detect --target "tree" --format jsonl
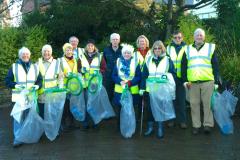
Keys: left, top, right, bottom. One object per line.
{"left": 164, "top": 0, "right": 217, "bottom": 39}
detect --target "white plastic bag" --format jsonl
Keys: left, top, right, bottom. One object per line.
{"left": 10, "top": 89, "right": 32, "bottom": 123}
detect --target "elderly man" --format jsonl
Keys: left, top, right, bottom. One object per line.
{"left": 69, "top": 36, "right": 84, "bottom": 60}
{"left": 103, "top": 33, "right": 122, "bottom": 101}
{"left": 166, "top": 31, "right": 187, "bottom": 129}
{"left": 181, "top": 28, "right": 219, "bottom": 135}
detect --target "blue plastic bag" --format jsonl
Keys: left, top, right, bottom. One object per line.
{"left": 87, "top": 86, "right": 115, "bottom": 124}
{"left": 70, "top": 92, "right": 86, "bottom": 122}
{"left": 15, "top": 106, "right": 44, "bottom": 143}
{"left": 44, "top": 91, "right": 66, "bottom": 141}
{"left": 212, "top": 90, "right": 238, "bottom": 134}
{"left": 148, "top": 74, "right": 176, "bottom": 122}
{"left": 120, "top": 88, "right": 136, "bottom": 138}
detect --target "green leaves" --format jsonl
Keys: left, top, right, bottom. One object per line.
{"left": 0, "top": 26, "right": 47, "bottom": 81}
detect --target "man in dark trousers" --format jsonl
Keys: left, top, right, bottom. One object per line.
{"left": 103, "top": 33, "right": 122, "bottom": 102}
{"left": 166, "top": 31, "right": 188, "bottom": 129}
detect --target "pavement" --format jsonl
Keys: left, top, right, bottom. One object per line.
{"left": 0, "top": 104, "right": 240, "bottom": 160}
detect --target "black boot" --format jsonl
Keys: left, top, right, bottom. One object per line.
{"left": 144, "top": 121, "right": 154, "bottom": 136}
{"left": 157, "top": 122, "right": 164, "bottom": 139}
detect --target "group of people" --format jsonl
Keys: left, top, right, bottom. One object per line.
{"left": 5, "top": 27, "right": 219, "bottom": 148}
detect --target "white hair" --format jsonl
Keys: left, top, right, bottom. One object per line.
{"left": 18, "top": 47, "right": 31, "bottom": 59}
{"left": 194, "top": 28, "right": 205, "bottom": 38}
{"left": 110, "top": 33, "right": 120, "bottom": 42}
{"left": 69, "top": 36, "right": 79, "bottom": 43}
{"left": 121, "top": 43, "right": 134, "bottom": 55}
{"left": 41, "top": 44, "right": 52, "bottom": 56}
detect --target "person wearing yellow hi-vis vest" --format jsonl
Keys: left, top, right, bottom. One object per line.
{"left": 181, "top": 28, "right": 219, "bottom": 135}
{"left": 139, "top": 40, "right": 176, "bottom": 139}
{"left": 112, "top": 43, "right": 141, "bottom": 131}
{"left": 36, "top": 44, "right": 62, "bottom": 119}
{"left": 166, "top": 31, "right": 188, "bottom": 129}
{"left": 59, "top": 43, "right": 78, "bottom": 132}
{"left": 77, "top": 39, "right": 106, "bottom": 129}
{"left": 5, "top": 47, "right": 43, "bottom": 147}
{"left": 69, "top": 36, "right": 85, "bottom": 60}
{"left": 134, "top": 35, "right": 151, "bottom": 123}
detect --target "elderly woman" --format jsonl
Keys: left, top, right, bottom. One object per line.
{"left": 37, "top": 44, "right": 62, "bottom": 119}
{"left": 77, "top": 39, "right": 107, "bottom": 128}
{"left": 112, "top": 43, "right": 141, "bottom": 134}
{"left": 5, "top": 47, "right": 42, "bottom": 147}
{"left": 140, "top": 40, "right": 176, "bottom": 139}
{"left": 181, "top": 28, "right": 219, "bottom": 135}
{"left": 59, "top": 43, "right": 78, "bottom": 132}
{"left": 135, "top": 35, "right": 150, "bottom": 68}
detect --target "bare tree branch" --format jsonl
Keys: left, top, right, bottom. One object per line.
{"left": 179, "top": 0, "right": 216, "bottom": 12}
{"left": 0, "top": 0, "right": 15, "bottom": 15}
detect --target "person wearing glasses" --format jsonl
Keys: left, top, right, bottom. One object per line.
{"left": 181, "top": 28, "right": 219, "bottom": 135}
{"left": 166, "top": 31, "right": 188, "bottom": 129}
{"left": 139, "top": 40, "right": 176, "bottom": 139}
{"left": 69, "top": 36, "right": 84, "bottom": 60}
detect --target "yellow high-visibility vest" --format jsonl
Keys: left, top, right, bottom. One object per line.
{"left": 167, "top": 45, "right": 186, "bottom": 78}
{"left": 38, "top": 58, "right": 60, "bottom": 94}
{"left": 59, "top": 57, "right": 78, "bottom": 86}
{"left": 185, "top": 43, "right": 215, "bottom": 82}
{"left": 79, "top": 52, "right": 102, "bottom": 88}
{"left": 12, "top": 63, "right": 39, "bottom": 102}
{"left": 114, "top": 58, "right": 139, "bottom": 94}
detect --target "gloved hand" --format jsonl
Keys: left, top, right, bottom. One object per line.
{"left": 139, "top": 89, "right": 145, "bottom": 96}
{"left": 31, "top": 85, "right": 39, "bottom": 90}
{"left": 214, "top": 84, "right": 219, "bottom": 91}
{"left": 15, "top": 84, "right": 25, "bottom": 90}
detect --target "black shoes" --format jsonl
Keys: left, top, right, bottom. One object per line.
{"left": 192, "top": 127, "right": 200, "bottom": 135}
{"left": 203, "top": 126, "right": 211, "bottom": 134}
{"left": 180, "top": 123, "right": 188, "bottom": 129}
{"left": 192, "top": 126, "right": 212, "bottom": 135}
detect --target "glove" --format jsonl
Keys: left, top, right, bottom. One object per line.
{"left": 139, "top": 89, "right": 145, "bottom": 96}
{"left": 31, "top": 85, "right": 39, "bottom": 90}
{"left": 214, "top": 84, "right": 219, "bottom": 91}
{"left": 15, "top": 84, "right": 25, "bottom": 90}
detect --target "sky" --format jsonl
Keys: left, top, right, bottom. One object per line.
{"left": 8, "top": 0, "right": 22, "bottom": 26}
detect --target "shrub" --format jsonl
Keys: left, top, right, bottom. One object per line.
{"left": 0, "top": 25, "right": 47, "bottom": 82}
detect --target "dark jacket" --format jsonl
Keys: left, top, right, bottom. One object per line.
{"left": 112, "top": 57, "right": 141, "bottom": 106}
{"left": 5, "top": 59, "right": 43, "bottom": 89}
{"left": 140, "top": 55, "right": 176, "bottom": 90}
{"left": 181, "top": 42, "right": 219, "bottom": 83}
{"left": 103, "top": 45, "right": 122, "bottom": 78}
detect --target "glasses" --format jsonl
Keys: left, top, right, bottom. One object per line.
{"left": 154, "top": 47, "right": 162, "bottom": 50}
{"left": 174, "top": 36, "right": 182, "bottom": 39}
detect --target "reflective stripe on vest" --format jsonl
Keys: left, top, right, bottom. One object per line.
{"left": 38, "top": 58, "right": 60, "bottom": 94}
{"left": 79, "top": 53, "right": 102, "bottom": 88}
{"left": 114, "top": 58, "right": 139, "bottom": 94}
{"left": 60, "top": 57, "right": 78, "bottom": 86}
{"left": 145, "top": 55, "right": 169, "bottom": 92}
{"left": 167, "top": 45, "right": 186, "bottom": 78}
{"left": 186, "top": 43, "right": 215, "bottom": 81}
{"left": 12, "top": 63, "right": 39, "bottom": 102}
{"left": 133, "top": 51, "right": 144, "bottom": 69}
